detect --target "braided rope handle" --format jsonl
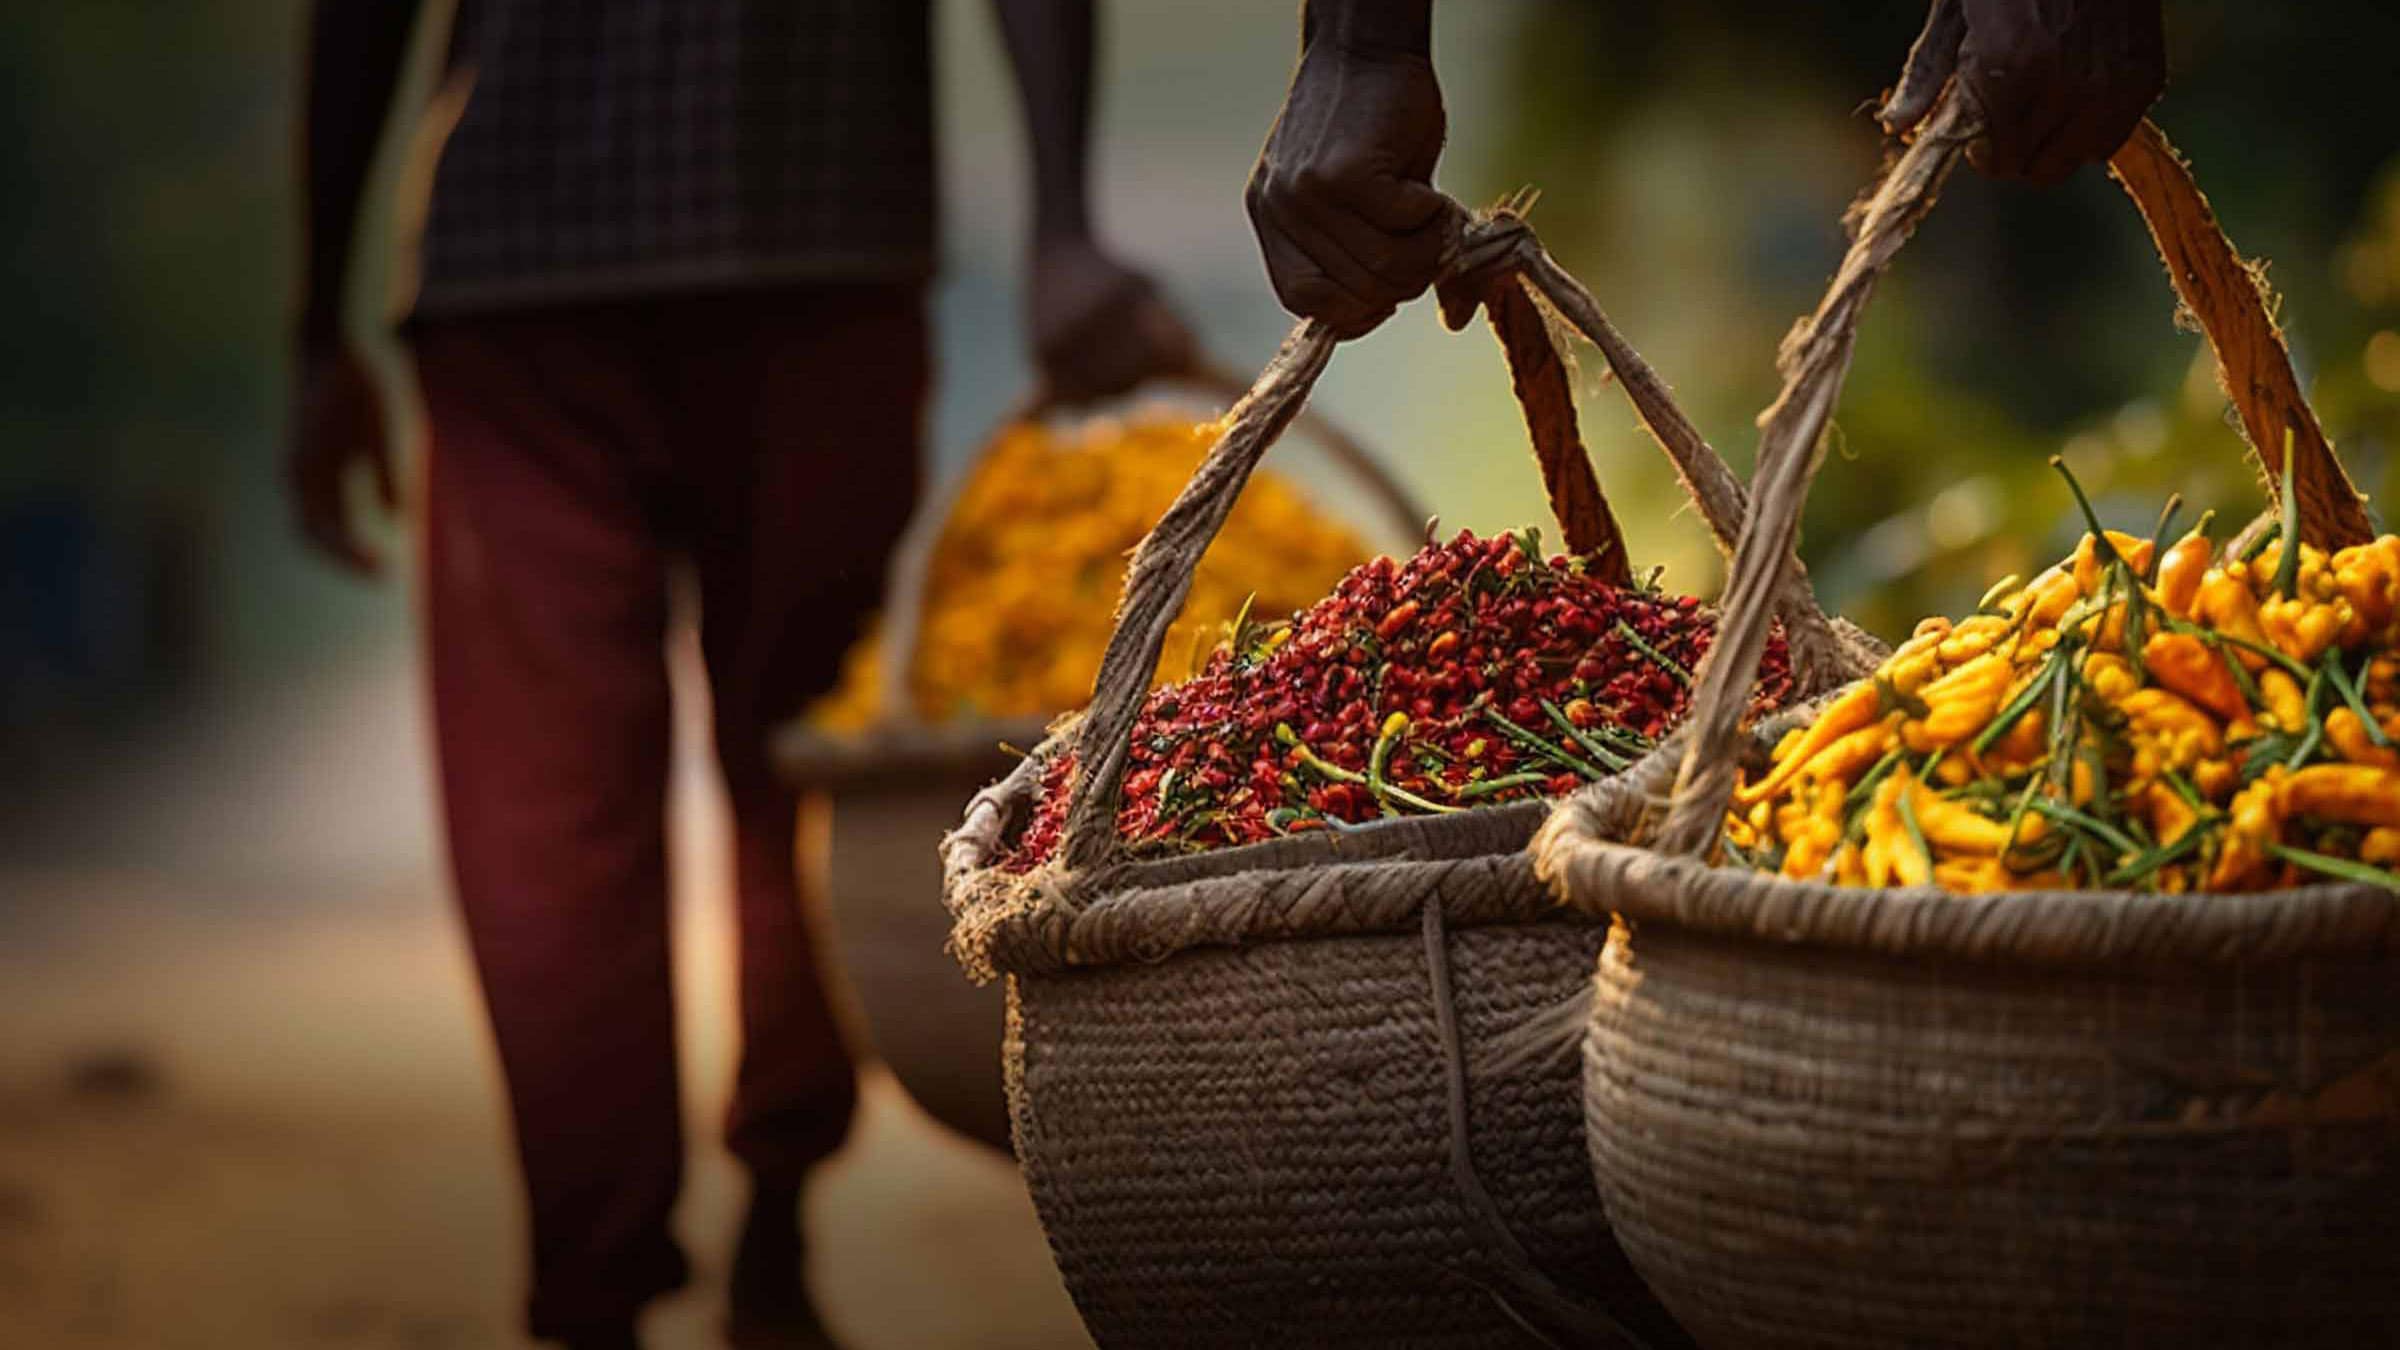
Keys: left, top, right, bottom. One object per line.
{"left": 1057, "top": 206, "right": 1862, "bottom": 873}
{"left": 871, "top": 374, "right": 1432, "bottom": 725}
{"left": 1655, "top": 93, "right": 2370, "bottom": 858}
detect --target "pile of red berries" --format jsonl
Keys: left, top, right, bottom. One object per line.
{"left": 1003, "top": 530, "right": 1794, "bottom": 869}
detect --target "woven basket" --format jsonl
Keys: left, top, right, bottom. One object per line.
{"left": 945, "top": 204, "right": 1874, "bottom": 1348}
{"left": 1536, "top": 90, "right": 2400, "bottom": 1349}
{"left": 777, "top": 379, "right": 1425, "bottom": 1153}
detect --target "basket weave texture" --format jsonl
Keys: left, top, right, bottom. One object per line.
{"left": 1545, "top": 749, "right": 2400, "bottom": 1349}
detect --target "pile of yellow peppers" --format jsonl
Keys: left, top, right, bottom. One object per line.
{"left": 1728, "top": 465, "right": 2400, "bottom": 894}
{"left": 810, "top": 412, "right": 1368, "bottom": 730}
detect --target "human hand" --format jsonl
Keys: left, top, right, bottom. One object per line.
{"left": 286, "top": 340, "right": 398, "bottom": 575}
{"left": 1245, "top": 31, "right": 1449, "bottom": 338}
{"left": 1882, "top": 0, "right": 2165, "bottom": 184}
{"left": 1028, "top": 236, "right": 1198, "bottom": 406}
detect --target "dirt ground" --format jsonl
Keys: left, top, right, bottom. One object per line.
{"left": 0, "top": 649, "right": 1087, "bottom": 1349}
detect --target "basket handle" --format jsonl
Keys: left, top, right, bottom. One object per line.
{"left": 870, "top": 370, "right": 1432, "bottom": 726}
{"left": 1653, "top": 92, "right": 2371, "bottom": 860}
{"left": 2110, "top": 123, "right": 2374, "bottom": 550}
{"left": 1056, "top": 205, "right": 1859, "bottom": 873}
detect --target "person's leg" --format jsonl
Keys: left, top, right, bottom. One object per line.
{"left": 414, "top": 310, "right": 687, "bottom": 1346}
{"left": 669, "top": 283, "right": 929, "bottom": 1334}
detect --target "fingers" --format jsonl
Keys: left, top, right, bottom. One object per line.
{"left": 1035, "top": 273, "right": 1200, "bottom": 406}
{"left": 1246, "top": 174, "right": 1450, "bottom": 339}
{"left": 1881, "top": 0, "right": 1966, "bottom": 135}
{"left": 1247, "top": 181, "right": 1395, "bottom": 339}
{"left": 1290, "top": 185, "right": 1451, "bottom": 304}
{"left": 286, "top": 352, "right": 390, "bottom": 576}
{"left": 1957, "top": 0, "right": 2165, "bottom": 182}
{"left": 290, "top": 446, "right": 381, "bottom": 575}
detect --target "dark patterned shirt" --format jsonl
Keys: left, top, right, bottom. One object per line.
{"left": 413, "top": 0, "right": 934, "bottom": 316}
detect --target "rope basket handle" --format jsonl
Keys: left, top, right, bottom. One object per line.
{"left": 1653, "top": 90, "right": 2373, "bottom": 859}
{"left": 1056, "top": 204, "right": 1862, "bottom": 873}
{"left": 870, "top": 370, "right": 1433, "bottom": 726}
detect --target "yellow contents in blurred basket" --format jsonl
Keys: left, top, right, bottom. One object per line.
{"left": 810, "top": 412, "right": 1370, "bottom": 729}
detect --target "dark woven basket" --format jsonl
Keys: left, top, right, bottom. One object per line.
{"left": 945, "top": 204, "right": 1873, "bottom": 1348}
{"left": 1544, "top": 746, "right": 2400, "bottom": 1349}
{"left": 777, "top": 381, "right": 1424, "bottom": 1153}
{"left": 1538, "top": 90, "right": 2400, "bottom": 1349}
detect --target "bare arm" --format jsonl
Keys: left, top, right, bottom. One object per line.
{"left": 288, "top": 0, "right": 422, "bottom": 575}
{"left": 990, "top": 0, "right": 1195, "bottom": 404}
{"left": 295, "top": 0, "right": 424, "bottom": 346}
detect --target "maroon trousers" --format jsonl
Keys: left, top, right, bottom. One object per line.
{"left": 412, "top": 284, "right": 925, "bottom": 1339}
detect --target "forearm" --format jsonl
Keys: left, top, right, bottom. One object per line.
{"left": 1301, "top": 0, "right": 1433, "bottom": 59}
{"left": 296, "top": 0, "right": 423, "bottom": 346}
{"left": 990, "top": 0, "right": 1097, "bottom": 245}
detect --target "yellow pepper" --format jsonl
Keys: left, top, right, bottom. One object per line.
{"left": 1735, "top": 682, "right": 1888, "bottom": 806}
{"left": 2118, "top": 688, "right": 2225, "bottom": 769}
{"left": 2259, "top": 594, "right": 2352, "bottom": 666}
{"left": 2325, "top": 708, "right": 2400, "bottom": 771}
{"left": 2195, "top": 569, "right": 2274, "bottom": 671}
{"left": 2154, "top": 526, "right": 2214, "bottom": 619}
{"left": 2143, "top": 782, "right": 2201, "bottom": 846}
{"left": 2279, "top": 764, "right": 2400, "bottom": 829}
{"left": 1901, "top": 652, "right": 2013, "bottom": 753}
{"left": 2208, "top": 772, "right": 2285, "bottom": 891}
{"left": 2141, "top": 632, "right": 2247, "bottom": 723}
{"left": 2071, "top": 530, "right": 2155, "bottom": 594}
{"left": 1934, "top": 613, "right": 2011, "bottom": 667}
{"left": 1904, "top": 775, "right": 2013, "bottom": 854}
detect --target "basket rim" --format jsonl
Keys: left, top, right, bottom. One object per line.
{"left": 1535, "top": 736, "right": 2400, "bottom": 968}
{"left": 938, "top": 656, "right": 1877, "bottom": 982}
{"left": 942, "top": 752, "right": 1579, "bottom": 980}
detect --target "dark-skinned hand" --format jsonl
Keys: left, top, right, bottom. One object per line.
{"left": 287, "top": 339, "right": 398, "bottom": 575}
{"left": 1246, "top": 34, "right": 1449, "bottom": 339}
{"left": 1029, "top": 235, "right": 1199, "bottom": 407}
{"left": 1883, "top": 0, "right": 2165, "bottom": 184}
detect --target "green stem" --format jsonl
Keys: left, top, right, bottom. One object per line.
{"left": 1971, "top": 654, "right": 2060, "bottom": 756}
{"left": 2104, "top": 827, "right": 2207, "bottom": 888}
{"left": 1276, "top": 723, "right": 1367, "bottom": 785}
{"left": 2025, "top": 795, "right": 2144, "bottom": 862}
{"left": 1453, "top": 771, "right": 1554, "bottom": 800}
{"left": 2325, "top": 650, "right": 2393, "bottom": 749}
{"left": 1540, "top": 699, "right": 1634, "bottom": 772}
{"left": 2051, "top": 455, "right": 2120, "bottom": 567}
{"left": 2265, "top": 843, "right": 2400, "bottom": 892}
{"left": 1614, "top": 620, "right": 1693, "bottom": 686}
{"left": 1483, "top": 707, "right": 1608, "bottom": 780}
{"left": 1895, "top": 780, "right": 1936, "bottom": 882}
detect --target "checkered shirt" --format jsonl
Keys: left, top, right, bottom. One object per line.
{"left": 413, "top": 0, "right": 935, "bottom": 316}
